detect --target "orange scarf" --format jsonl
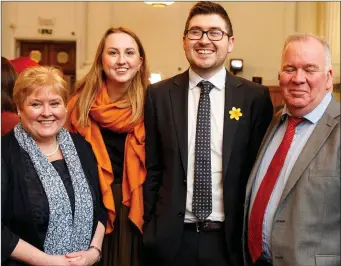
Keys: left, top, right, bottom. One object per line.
{"left": 67, "top": 86, "right": 145, "bottom": 234}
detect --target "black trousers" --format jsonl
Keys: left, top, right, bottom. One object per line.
{"left": 168, "top": 227, "right": 230, "bottom": 266}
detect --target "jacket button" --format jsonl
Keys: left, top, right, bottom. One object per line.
{"left": 184, "top": 180, "right": 187, "bottom": 184}
{"left": 178, "top": 212, "right": 184, "bottom": 217}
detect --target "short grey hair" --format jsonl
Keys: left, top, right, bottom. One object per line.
{"left": 281, "top": 33, "right": 332, "bottom": 72}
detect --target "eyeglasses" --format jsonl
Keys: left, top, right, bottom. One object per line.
{"left": 186, "top": 29, "right": 230, "bottom": 41}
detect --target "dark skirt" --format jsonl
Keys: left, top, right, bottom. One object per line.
{"left": 97, "top": 183, "right": 142, "bottom": 266}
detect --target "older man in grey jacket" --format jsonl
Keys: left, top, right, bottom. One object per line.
{"left": 243, "top": 33, "right": 340, "bottom": 266}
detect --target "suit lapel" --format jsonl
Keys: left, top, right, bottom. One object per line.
{"left": 170, "top": 71, "right": 189, "bottom": 176}
{"left": 222, "top": 71, "right": 244, "bottom": 178}
{"left": 279, "top": 98, "right": 340, "bottom": 205}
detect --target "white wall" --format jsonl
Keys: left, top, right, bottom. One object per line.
{"left": 220, "top": 2, "right": 296, "bottom": 85}
{"left": 2, "top": 2, "right": 339, "bottom": 85}
{"left": 1, "top": 2, "right": 85, "bottom": 72}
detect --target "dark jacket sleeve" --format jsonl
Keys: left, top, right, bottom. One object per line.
{"left": 143, "top": 85, "right": 164, "bottom": 226}
{"left": 87, "top": 148, "right": 108, "bottom": 227}
{"left": 71, "top": 133, "right": 108, "bottom": 227}
{"left": 249, "top": 86, "right": 273, "bottom": 165}
{"left": 1, "top": 158, "right": 20, "bottom": 262}
{"left": 87, "top": 149, "right": 108, "bottom": 228}
{"left": 228, "top": 82, "right": 273, "bottom": 266}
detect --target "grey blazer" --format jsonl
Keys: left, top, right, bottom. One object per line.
{"left": 242, "top": 98, "right": 340, "bottom": 266}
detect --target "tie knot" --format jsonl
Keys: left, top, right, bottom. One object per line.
{"left": 197, "top": 80, "right": 214, "bottom": 95}
{"left": 287, "top": 116, "right": 304, "bottom": 128}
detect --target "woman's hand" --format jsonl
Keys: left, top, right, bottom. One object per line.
{"left": 65, "top": 249, "right": 99, "bottom": 266}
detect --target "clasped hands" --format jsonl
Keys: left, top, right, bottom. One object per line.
{"left": 44, "top": 248, "right": 100, "bottom": 266}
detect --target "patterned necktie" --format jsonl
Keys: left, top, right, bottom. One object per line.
{"left": 192, "top": 80, "right": 214, "bottom": 221}
{"left": 248, "top": 116, "right": 304, "bottom": 262}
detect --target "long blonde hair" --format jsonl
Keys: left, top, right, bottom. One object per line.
{"left": 72, "top": 27, "right": 150, "bottom": 127}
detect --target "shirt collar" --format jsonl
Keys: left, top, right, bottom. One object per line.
{"left": 189, "top": 67, "right": 226, "bottom": 91}
{"left": 281, "top": 92, "right": 332, "bottom": 124}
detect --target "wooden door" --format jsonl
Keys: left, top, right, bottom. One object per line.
{"left": 20, "top": 42, "right": 49, "bottom": 66}
{"left": 48, "top": 42, "right": 76, "bottom": 75}
{"left": 20, "top": 41, "right": 76, "bottom": 93}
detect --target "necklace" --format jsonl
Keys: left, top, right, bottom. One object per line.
{"left": 44, "top": 142, "right": 59, "bottom": 157}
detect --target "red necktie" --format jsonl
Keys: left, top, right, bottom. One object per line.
{"left": 248, "top": 116, "right": 304, "bottom": 262}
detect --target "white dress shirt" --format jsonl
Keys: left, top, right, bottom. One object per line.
{"left": 185, "top": 67, "right": 226, "bottom": 223}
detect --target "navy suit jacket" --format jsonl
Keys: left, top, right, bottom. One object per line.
{"left": 143, "top": 70, "right": 273, "bottom": 266}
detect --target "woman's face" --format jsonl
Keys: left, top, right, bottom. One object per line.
{"left": 101, "top": 32, "right": 143, "bottom": 89}
{"left": 19, "top": 86, "right": 67, "bottom": 143}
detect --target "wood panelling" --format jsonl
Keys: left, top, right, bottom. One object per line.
{"left": 268, "top": 86, "right": 284, "bottom": 112}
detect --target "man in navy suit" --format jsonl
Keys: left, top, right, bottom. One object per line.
{"left": 143, "top": 2, "right": 273, "bottom": 266}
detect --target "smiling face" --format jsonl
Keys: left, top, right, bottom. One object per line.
{"left": 19, "top": 86, "right": 67, "bottom": 144}
{"left": 101, "top": 32, "right": 143, "bottom": 90}
{"left": 183, "top": 14, "right": 234, "bottom": 79}
{"left": 280, "top": 37, "right": 333, "bottom": 116}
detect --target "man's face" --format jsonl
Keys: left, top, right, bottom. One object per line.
{"left": 279, "top": 37, "right": 333, "bottom": 116}
{"left": 183, "top": 14, "right": 234, "bottom": 79}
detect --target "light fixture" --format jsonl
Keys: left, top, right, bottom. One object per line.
{"left": 149, "top": 73, "right": 162, "bottom": 84}
{"left": 144, "top": 2, "right": 174, "bottom": 7}
{"left": 230, "top": 59, "right": 243, "bottom": 75}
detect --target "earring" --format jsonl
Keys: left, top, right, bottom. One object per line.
{"left": 17, "top": 111, "right": 20, "bottom": 116}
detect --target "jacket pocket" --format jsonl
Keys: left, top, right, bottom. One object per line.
{"left": 315, "top": 255, "right": 340, "bottom": 266}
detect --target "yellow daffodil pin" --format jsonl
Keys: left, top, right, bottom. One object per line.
{"left": 229, "top": 107, "right": 243, "bottom": 120}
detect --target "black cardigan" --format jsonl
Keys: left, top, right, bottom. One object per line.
{"left": 1, "top": 131, "right": 108, "bottom": 265}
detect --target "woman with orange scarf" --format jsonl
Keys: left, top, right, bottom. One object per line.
{"left": 67, "top": 27, "right": 150, "bottom": 266}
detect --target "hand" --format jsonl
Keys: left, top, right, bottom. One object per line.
{"left": 65, "top": 249, "right": 99, "bottom": 266}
